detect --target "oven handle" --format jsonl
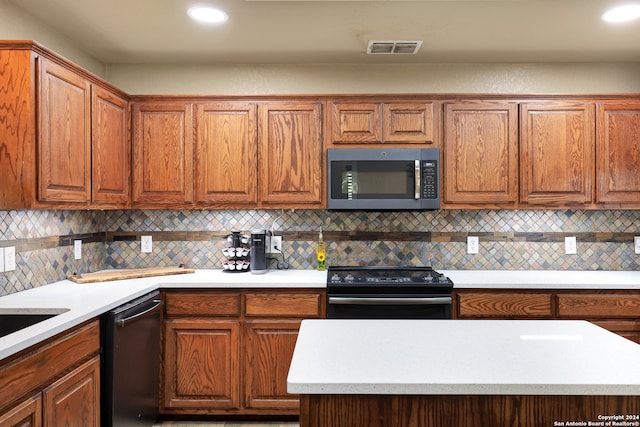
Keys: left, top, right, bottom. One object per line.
{"left": 328, "top": 296, "right": 452, "bottom": 306}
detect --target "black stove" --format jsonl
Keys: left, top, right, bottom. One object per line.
{"left": 326, "top": 266, "right": 454, "bottom": 319}
{"left": 327, "top": 266, "right": 453, "bottom": 293}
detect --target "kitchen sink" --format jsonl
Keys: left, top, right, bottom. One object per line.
{"left": 0, "top": 309, "right": 69, "bottom": 338}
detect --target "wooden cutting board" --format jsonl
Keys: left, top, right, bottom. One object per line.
{"left": 68, "top": 266, "right": 195, "bottom": 283}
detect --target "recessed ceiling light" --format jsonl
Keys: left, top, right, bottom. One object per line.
{"left": 188, "top": 6, "right": 228, "bottom": 24}
{"left": 601, "top": 4, "right": 640, "bottom": 23}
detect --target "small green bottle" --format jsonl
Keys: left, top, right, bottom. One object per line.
{"left": 317, "top": 227, "right": 326, "bottom": 271}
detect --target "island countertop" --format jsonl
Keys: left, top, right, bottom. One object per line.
{"left": 287, "top": 319, "right": 640, "bottom": 396}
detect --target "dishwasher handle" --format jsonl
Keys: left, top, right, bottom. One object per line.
{"left": 116, "top": 299, "right": 163, "bottom": 327}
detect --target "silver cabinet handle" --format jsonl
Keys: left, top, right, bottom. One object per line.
{"left": 414, "top": 160, "right": 421, "bottom": 199}
{"left": 328, "top": 296, "right": 451, "bottom": 306}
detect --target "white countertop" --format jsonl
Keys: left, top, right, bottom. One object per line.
{"left": 0, "top": 269, "right": 326, "bottom": 360}
{"left": 444, "top": 270, "right": 640, "bottom": 289}
{"left": 287, "top": 319, "right": 640, "bottom": 395}
{"left": 1, "top": 268, "right": 639, "bottom": 362}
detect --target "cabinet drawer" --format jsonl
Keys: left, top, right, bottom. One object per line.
{"left": 165, "top": 292, "right": 241, "bottom": 316}
{"left": 457, "top": 292, "right": 553, "bottom": 318}
{"left": 245, "top": 293, "right": 322, "bottom": 318}
{"left": 557, "top": 294, "right": 640, "bottom": 318}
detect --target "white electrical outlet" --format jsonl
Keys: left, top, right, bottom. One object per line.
{"left": 268, "top": 235, "right": 282, "bottom": 254}
{"left": 141, "top": 235, "right": 153, "bottom": 253}
{"left": 74, "top": 240, "right": 82, "bottom": 260}
{"left": 0, "top": 248, "right": 4, "bottom": 273}
{"left": 565, "top": 236, "right": 577, "bottom": 255}
{"left": 4, "top": 246, "right": 16, "bottom": 271}
{"left": 635, "top": 236, "right": 640, "bottom": 255}
{"left": 467, "top": 236, "right": 479, "bottom": 254}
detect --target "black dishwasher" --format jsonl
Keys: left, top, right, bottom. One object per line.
{"left": 101, "top": 290, "right": 163, "bottom": 427}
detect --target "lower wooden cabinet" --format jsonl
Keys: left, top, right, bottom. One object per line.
{"left": 244, "top": 320, "right": 302, "bottom": 410}
{"left": 0, "top": 320, "right": 101, "bottom": 427}
{"left": 43, "top": 356, "right": 100, "bottom": 427}
{"left": 164, "top": 319, "right": 241, "bottom": 410}
{"left": 0, "top": 395, "right": 42, "bottom": 427}
{"left": 162, "top": 289, "right": 325, "bottom": 416}
{"left": 454, "top": 289, "right": 640, "bottom": 343}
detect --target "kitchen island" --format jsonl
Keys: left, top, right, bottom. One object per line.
{"left": 288, "top": 319, "right": 640, "bottom": 427}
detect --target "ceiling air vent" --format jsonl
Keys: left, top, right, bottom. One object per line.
{"left": 367, "top": 40, "right": 423, "bottom": 55}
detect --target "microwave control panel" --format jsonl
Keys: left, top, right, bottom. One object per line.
{"left": 422, "top": 160, "right": 438, "bottom": 199}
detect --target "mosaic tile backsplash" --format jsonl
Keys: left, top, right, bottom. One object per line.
{"left": 1, "top": 209, "right": 639, "bottom": 296}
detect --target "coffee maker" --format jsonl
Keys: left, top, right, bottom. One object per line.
{"left": 250, "top": 229, "right": 268, "bottom": 274}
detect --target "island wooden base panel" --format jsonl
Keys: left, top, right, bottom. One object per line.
{"left": 300, "top": 394, "right": 640, "bottom": 427}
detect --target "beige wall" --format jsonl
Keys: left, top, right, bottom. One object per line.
{"left": 3, "top": 0, "right": 640, "bottom": 96}
{"left": 105, "top": 62, "right": 640, "bottom": 96}
{"left": 0, "top": 0, "right": 104, "bottom": 76}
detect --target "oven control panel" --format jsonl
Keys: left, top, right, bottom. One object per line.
{"left": 328, "top": 268, "right": 452, "bottom": 286}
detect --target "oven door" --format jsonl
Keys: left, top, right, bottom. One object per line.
{"left": 326, "top": 294, "right": 452, "bottom": 319}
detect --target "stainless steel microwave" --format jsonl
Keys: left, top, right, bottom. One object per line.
{"left": 327, "top": 148, "right": 440, "bottom": 210}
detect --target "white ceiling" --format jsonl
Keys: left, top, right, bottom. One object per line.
{"left": 9, "top": 0, "right": 640, "bottom": 65}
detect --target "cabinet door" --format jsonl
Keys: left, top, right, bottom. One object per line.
{"left": 195, "top": 102, "right": 258, "bottom": 205}
{"left": 0, "top": 394, "right": 42, "bottom": 427}
{"left": 42, "top": 356, "right": 100, "bottom": 427}
{"left": 443, "top": 101, "right": 519, "bottom": 206}
{"left": 164, "top": 319, "right": 240, "bottom": 410}
{"left": 38, "top": 58, "right": 91, "bottom": 203}
{"left": 91, "top": 86, "right": 130, "bottom": 207}
{"left": 258, "top": 102, "right": 323, "bottom": 206}
{"left": 0, "top": 48, "right": 36, "bottom": 209}
{"left": 596, "top": 102, "right": 640, "bottom": 204}
{"left": 331, "top": 102, "right": 435, "bottom": 145}
{"left": 383, "top": 102, "right": 435, "bottom": 144}
{"left": 331, "top": 103, "right": 381, "bottom": 144}
{"left": 520, "top": 101, "right": 595, "bottom": 205}
{"left": 243, "top": 320, "right": 301, "bottom": 410}
{"left": 132, "top": 102, "right": 194, "bottom": 206}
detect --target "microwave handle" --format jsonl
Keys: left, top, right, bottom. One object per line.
{"left": 414, "top": 160, "right": 421, "bottom": 199}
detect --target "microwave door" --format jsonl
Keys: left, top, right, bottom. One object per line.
{"left": 327, "top": 148, "right": 440, "bottom": 210}
{"left": 349, "top": 162, "right": 414, "bottom": 199}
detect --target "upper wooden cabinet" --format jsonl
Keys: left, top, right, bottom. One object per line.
{"left": 331, "top": 103, "right": 381, "bottom": 143}
{"left": 520, "top": 101, "right": 595, "bottom": 206}
{"left": 5, "top": 42, "right": 640, "bottom": 211}
{"left": 258, "top": 101, "right": 323, "bottom": 207}
{"left": 596, "top": 102, "right": 640, "bottom": 205}
{"left": 195, "top": 102, "right": 258, "bottom": 206}
{"left": 132, "top": 101, "right": 194, "bottom": 207}
{"left": 444, "top": 99, "right": 640, "bottom": 208}
{"left": 38, "top": 58, "right": 92, "bottom": 204}
{"left": 91, "top": 86, "right": 130, "bottom": 207}
{"left": 132, "top": 100, "right": 323, "bottom": 209}
{"left": 443, "top": 101, "right": 519, "bottom": 207}
{"left": 330, "top": 101, "right": 435, "bottom": 145}
{"left": 0, "top": 42, "right": 130, "bottom": 209}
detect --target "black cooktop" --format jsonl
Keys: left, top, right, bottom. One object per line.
{"left": 327, "top": 266, "right": 453, "bottom": 294}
